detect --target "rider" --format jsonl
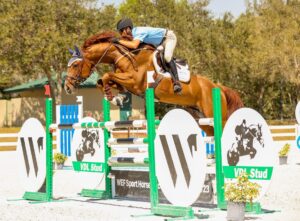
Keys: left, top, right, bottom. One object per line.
{"left": 240, "top": 119, "right": 248, "bottom": 138}
{"left": 240, "top": 119, "right": 249, "bottom": 149}
{"left": 113, "top": 18, "right": 182, "bottom": 94}
{"left": 80, "top": 130, "right": 96, "bottom": 156}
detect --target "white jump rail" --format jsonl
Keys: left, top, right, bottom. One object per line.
{"left": 199, "top": 118, "right": 214, "bottom": 126}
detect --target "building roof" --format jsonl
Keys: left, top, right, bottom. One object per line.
{"left": 3, "top": 72, "right": 99, "bottom": 94}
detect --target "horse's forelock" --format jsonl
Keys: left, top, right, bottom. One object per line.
{"left": 82, "top": 31, "right": 117, "bottom": 50}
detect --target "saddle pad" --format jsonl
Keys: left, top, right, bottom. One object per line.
{"left": 152, "top": 51, "right": 191, "bottom": 83}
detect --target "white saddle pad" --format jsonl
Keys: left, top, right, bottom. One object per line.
{"left": 152, "top": 51, "right": 191, "bottom": 83}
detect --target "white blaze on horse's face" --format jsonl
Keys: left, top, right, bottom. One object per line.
{"left": 65, "top": 60, "right": 83, "bottom": 95}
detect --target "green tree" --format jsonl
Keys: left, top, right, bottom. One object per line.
{"left": 240, "top": 0, "right": 300, "bottom": 118}
{"left": 1, "top": 0, "right": 299, "bottom": 120}
{"left": 0, "top": 0, "right": 116, "bottom": 102}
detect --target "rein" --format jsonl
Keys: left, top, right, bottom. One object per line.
{"left": 92, "top": 43, "right": 113, "bottom": 71}
{"left": 114, "top": 45, "right": 152, "bottom": 71}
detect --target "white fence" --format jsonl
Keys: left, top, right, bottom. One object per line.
{"left": 269, "top": 124, "right": 298, "bottom": 141}
{"left": 0, "top": 125, "right": 299, "bottom": 151}
{"left": 0, "top": 133, "right": 19, "bottom": 147}
{"left": 0, "top": 132, "right": 57, "bottom": 150}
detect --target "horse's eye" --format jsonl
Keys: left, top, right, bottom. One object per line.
{"left": 73, "top": 64, "right": 78, "bottom": 68}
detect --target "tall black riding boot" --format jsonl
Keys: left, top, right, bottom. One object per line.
{"left": 167, "top": 60, "right": 182, "bottom": 94}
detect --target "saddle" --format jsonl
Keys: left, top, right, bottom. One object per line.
{"left": 152, "top": 47, "right": 191, "bottom": 83}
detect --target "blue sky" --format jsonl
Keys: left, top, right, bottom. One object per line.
{"left": 207, "top": 0, "right": 247, "bottom": 17}
{"left": 97, "top": 0, "right": 247, "bottom": 18}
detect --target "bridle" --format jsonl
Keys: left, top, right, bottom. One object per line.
{"left": 66, "top": 43, "right": 113, "bottom": 87}
{"left": 66, "top": 58, "right": 87, "bottom": 85}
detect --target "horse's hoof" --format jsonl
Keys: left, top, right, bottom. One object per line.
{"left": 111, "top": 96, "right": 123, "bottom": 107}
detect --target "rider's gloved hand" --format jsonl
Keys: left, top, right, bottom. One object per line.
{"left": 111, "top": 38, "right": 119, "bottom": 44}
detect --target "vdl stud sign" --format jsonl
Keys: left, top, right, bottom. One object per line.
{"left": 223, "top": 166, "right": 273, "bottom": 180}
{"left": 222, "top": 108, "right": 276, "bottom": 201}
{"left": 73, "top": 161, "right": 106, "bottom": 173}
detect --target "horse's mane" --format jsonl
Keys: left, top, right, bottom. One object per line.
{"left": 82, "top": 31, "right": 116, "bottom": 51}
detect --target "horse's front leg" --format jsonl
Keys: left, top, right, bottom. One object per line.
{"left": 97, "top": 72, "right": 129, "bottom": 107}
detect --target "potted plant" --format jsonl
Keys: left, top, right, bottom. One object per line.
{"left": 278, "top": 143, "right": 290, "bottom": 165}
{"left": 207, "top": 153, "right": 215, "bottom": 165}
{"left": 224, "top": 172, "right": 261, "bottom": 221}
{"left": 53, "top": 152, "right": 67, "bottom": 169}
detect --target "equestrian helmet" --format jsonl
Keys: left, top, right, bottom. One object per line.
{"left": 117, "top": 18, "right": 133, "bottom": 31}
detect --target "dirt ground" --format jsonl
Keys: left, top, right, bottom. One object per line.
{"left": 0, "top": 140, "right": 300, "bottom": 221}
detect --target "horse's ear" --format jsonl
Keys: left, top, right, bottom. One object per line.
{"left": 74, "top": 45, "right": 81, "bottom": 57}
{"left": 68, "top": 48, "right": 74, "bottom": 55}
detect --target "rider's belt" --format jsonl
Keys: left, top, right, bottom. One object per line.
{"left": 160, "top": 29, "right": 169, "bottom": 45}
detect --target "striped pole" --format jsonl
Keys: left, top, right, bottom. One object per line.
{"left": 72, "top": 120, "right": 147, "bottom": 130}
{"left": 107, "top": 138, "right": 147, "bottom": 146}
{"left": 109, "top": 157, "right": 149, "bottom": 165}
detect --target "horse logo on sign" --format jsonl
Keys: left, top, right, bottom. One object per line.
{"left": 71, "top": 117, "right": 105, "bottom": 191}
{"left": 75, "top": 129, "right": 100, "bottom": 161}
{"left": 227, "top": 119, "right": 265, "bottom": 166}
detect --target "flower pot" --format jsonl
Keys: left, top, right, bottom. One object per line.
{"left": 207, "top": 158, "right": 215, "bottom": 165}
{"left": 227, "top": 201, "right": 245, "bottom": 221}
{"left": 279, "top": 156, "right": 287, "bottom": 165}
{"left": 55, "top": 163, "right": 64, "bottom": 170}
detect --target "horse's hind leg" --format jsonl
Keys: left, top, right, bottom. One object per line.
{"left": 184, "top": 106, "right": 214, "bottom": 136}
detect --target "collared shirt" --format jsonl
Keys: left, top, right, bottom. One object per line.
{"left": 132, "top": 27, "right": 166, "bottom": 46}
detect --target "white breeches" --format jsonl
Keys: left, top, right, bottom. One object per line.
{"left": 162, "top": 30, "right": 177, "bottom": 63}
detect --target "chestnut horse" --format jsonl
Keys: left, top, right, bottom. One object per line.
{"left": 65, "top": 31, "right": 243, "bottom": 135}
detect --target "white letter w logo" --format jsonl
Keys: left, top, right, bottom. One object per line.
{"left": 159, "top": 134, "right": 198, "bottom": 188}
{"left": 20, "top": 137, "right": 44, "bottom": 177}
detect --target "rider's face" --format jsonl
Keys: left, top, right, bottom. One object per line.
{"left": 120, "top": 27, "right": 132, "bottom": 37}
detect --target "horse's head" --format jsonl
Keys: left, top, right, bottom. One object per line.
{"left": 64, "top": 32, "right": 118, "bottom": 95}
{"left": 65, "top": 46, "right": 92, "bottom": 94}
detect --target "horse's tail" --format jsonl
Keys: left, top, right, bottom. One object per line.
{"left": 218, "top": 84, "right": 244, "bottom": 118}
